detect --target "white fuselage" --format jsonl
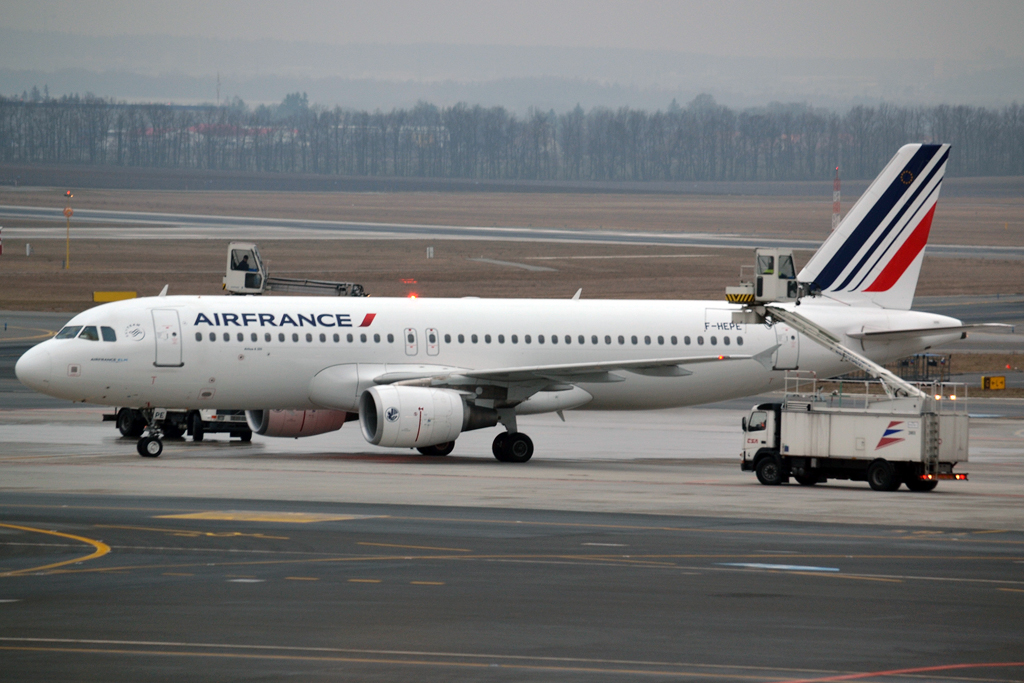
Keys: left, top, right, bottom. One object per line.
{"left": 16, "top": 295, "right": 963, "bottom": 413}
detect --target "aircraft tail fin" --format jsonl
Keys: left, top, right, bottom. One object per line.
{"left": 798, "top": 143, "right": 950, "bottom": 310}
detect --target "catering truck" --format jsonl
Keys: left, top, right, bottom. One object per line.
{"left": 741, "top": 378, "right": 968, "bottom": 491}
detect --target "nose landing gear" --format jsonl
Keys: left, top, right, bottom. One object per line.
{"left": 136, "top": 409, "right": 165, "bottom": 457}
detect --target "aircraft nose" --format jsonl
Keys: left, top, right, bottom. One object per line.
{"left": 15, "top": 345, "right": 52, "bottom": 392}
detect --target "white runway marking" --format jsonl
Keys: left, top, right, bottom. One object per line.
{"left": 467, "top": 258, "right": 558, "bottom": 272}
{"left": 718, "top": 563, "right": 840, "bottom": 572}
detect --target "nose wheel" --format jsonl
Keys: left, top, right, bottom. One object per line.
{"left": 136, "top": 409, "right": 165, "bottom": 457}
{"left": 492, "top": 432, "right": 533, "bottom": 463}
{"left": 137, "top": 436, "right": 163, "bottom": 457}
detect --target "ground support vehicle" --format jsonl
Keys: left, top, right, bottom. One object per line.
{"left": 730, "top": 248, "right": 969, "bottom": 491}
{"left": 111, "top": 408, "right": 252, "bottom": 443}
{"left": 740, "top": 376, "right": 968, "bottom": 491}
{"left": 222, "top": 242, "right": 366, "bottom": 297}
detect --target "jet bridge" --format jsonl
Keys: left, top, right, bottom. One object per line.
{"left": 222, "top": 242, "right": 366, "bottom": 297}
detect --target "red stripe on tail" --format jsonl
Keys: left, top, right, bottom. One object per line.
{"left": 864, "top": 204, "right": 936, "bottom": 292}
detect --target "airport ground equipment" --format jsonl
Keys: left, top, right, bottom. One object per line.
{"left": 222, "top": 242, "right": 366, "bottom": 297}
{"left": 111, "top": 408, "right": 252, "bottom": 446}
{"left": 740, "top": 376, "right": 968, "bottom": 491}
{"left": 730, "top": 247, "right": 968, "bottom": 491}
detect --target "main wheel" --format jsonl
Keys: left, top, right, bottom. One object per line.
{"left": 417, "top": 441, "right": 455, "bottom": 456}
{"left": 905, "top": 478, "right": 939, "bottom": 492}
{"left": 867, "top": 459, "right": 900, "bottom": 491}
{"left": 492, "top": 433, "right": 509, "bottom": 461}
{"left": 794, "top": 473, "right": 818, "bottom": 486}
{"left": 117, "top": 408, "right": 145, "bottom": 438}
{"left": 137, "top": 436, "right": 163, "bottom": 458}
{"left": 504, "top": 433, "right": 534, "bottom": 463}
{"left": 190, "top": 412, "right": 204, "bottom": 442}
{"left": 755, "top": 457, "right": 784, "bottom": 485}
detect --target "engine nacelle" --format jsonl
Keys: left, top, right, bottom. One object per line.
{"left": 246, "top": 409, "right": 350, "bottom": 438}
{"left": 359, "top": 386, "right": 498, "bottom": 448}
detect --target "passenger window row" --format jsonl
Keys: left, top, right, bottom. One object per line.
{"left": 441, "top": 333, "right": 744, "bottom": 347}
{"left": 195, "top": 331, "right": 396, "bottom": 344}
{"left": 192, "top": 329, "right": 745, "bottom": 348}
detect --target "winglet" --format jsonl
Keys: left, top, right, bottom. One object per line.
{"left": 572, "top": 288, "right": 582, "bottom": 300}
{"left": 158, "top": 285, "right": 169, "bottom": 297}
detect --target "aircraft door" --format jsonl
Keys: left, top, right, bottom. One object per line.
{"left": 773, "top": 323, "right": 799, "bottom": 370}
{"left": 152, "top": 309, "right": 184, "bottom": 367}
{"left": 425, "top": 328, "right": 439, "bottom": 356}
{"left": 403, "top": 328, "right": 418, "bottom": 356}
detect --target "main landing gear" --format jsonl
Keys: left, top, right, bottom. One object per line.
{"left": 492, "top": 432, "right": 534, "bottom": 462}
{"left": 490, "top": 411, "right": 534, "bottom": 462}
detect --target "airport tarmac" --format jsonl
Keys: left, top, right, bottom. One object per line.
{"left": 2, "top": 493, "right": 1024, "bottom": 683}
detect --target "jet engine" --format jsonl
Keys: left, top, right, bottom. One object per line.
{"left": 246, "top": 409, "right": 351, "bottom": 438}
{"left": 359, "top": 386, "right": 498, "bottom": 448}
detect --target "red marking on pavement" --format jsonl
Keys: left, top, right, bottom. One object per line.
{"left": 778, "top": 661, "right": 1024, "bottom": 683}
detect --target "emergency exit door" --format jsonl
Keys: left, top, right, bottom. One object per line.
{"left": 404, "top": 328, "right": 418, "bottom": 356}
{"left": 152, "top": 309, "right": 184, "bottom": 367}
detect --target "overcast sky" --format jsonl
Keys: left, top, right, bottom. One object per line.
{"left": 5, "top": 0, "right": 1024, "bottom": 60}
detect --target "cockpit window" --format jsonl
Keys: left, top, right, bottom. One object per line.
{"left": 55, "top": 326, "right": 82, "bottom": 339}
{"left": 78, "top": 326, "right": 100, "bottom": 341}
{"left": 101, "top": 326, "right": 117, "bottom": 342}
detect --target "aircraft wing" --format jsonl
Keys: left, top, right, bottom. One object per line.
{"left": 848, "top": 323, "right": 1015, "bottom": 341}
{"left": 374, "top": 348, "right": 777, "bottom": 387}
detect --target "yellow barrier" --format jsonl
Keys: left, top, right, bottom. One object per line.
{"left": 93, "top": 291, "right": 137, "bottom": 303}
{"left": 981, "top": 376, "right": 1006, "bottom": 390}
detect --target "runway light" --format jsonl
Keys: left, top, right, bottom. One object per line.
{"left": 934, "top": 394, "right": 942, "bottom": 400}
{"left": 950, "top": 394, "right": 957, "bottom": 400}
{"left": 408, "top": 293, "right": 418, "bottom": 299}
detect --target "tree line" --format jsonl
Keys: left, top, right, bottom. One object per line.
{"left": 1, "top": 92, "right": 1022, "bottom": 181}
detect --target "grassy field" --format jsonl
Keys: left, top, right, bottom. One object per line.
{"left": 0, "top": 187, "right": 1021, "bottom": 312}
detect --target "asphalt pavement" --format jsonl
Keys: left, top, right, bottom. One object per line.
{"left": 2, "top": 493, "right": 1023, "bottom": 683}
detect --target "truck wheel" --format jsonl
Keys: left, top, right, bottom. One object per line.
{"left": 905, "top": 478, "right": 939, "bottom": 492}
{"left": 239, "top": 430, "right": 252, "bottom": 442}
{"left": 190, "top": 412, "right": 205, "bottom": 442}
{"left": 163, "top": 421, "right": 184, "bottom": 439}
{"left": 867, "top": 460, "right": 900, "bottom": 491}
{"left": 755, "top": 457, "right": 784, "bottom": 485}
{"left": 794, "top": 474, "right": 818, "bottom": 486}
{"left": 117, "top": 408, "right": 145, "bottom": 438}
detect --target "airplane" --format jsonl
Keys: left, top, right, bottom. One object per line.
{"left": 16, "top": 144, "right": 977, "bottom": 460}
